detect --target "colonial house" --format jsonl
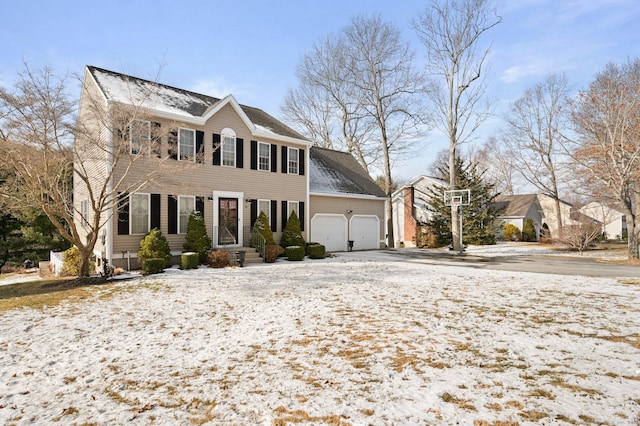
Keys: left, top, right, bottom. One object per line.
{"left": 74, "top": 66, "right": 385, "bottom": 269}
{"left": 391, "top": 176, "right": 447, "bottom": 247}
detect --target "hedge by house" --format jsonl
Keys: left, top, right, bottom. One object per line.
{"left": 138, "top": 228, "right": 171, "bottom": 263}
{"left": 183, "top": 211, "right": 212, "bottom": 263}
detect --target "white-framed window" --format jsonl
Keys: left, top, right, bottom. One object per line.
{"left": 80, "top": 199, "right": 89, "bottom": 229}
{"left": 287, "top": 201, "right": 299, "bottom": 220}
{"left": 179, "top": 128, "right": 195, "bottom": 161}
{"left": 130, "top": 193, "right": 150, "bottom": 235}
{"left": 288, "top": 147, "right": 299, "bottom": 174}
{"left": 130, "top": 120, "right": 151, "bottom": 155}
{"left": 258, "top": 142, "right": 270, "bottom": 171}
{"left": 258, "top": 199, "right": 271, "bottom": 224}
{"left": 178, "top": 195, "right": 196, "bottom": 234}
{"left": 221, "top": 128, "right": 236, "bottom": 167}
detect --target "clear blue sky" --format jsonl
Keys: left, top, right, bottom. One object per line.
{"left": 2, "top": 0, "right": 639, "bottom": 181}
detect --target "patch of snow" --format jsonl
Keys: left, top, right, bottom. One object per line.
{"left": 0, "top": 251, "right": 638, "bottom": 424}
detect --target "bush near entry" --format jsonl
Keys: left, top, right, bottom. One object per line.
{"left": 502, "top": 224, "right": 522, "bottom": 241}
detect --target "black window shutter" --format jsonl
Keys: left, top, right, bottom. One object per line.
{"left": 299, "top": 148, "right": 305, "bottom": 176}
{"left": 117, "top": 192, "right": 129, "bottom": 235}
{"left": 270, "top": 144, "right": 277, "bottom": 173}
{"left": 116, "top": 125, "right": 130, "bottom": 155}
{"left": 168, "top": 131, "right": 178, "bottom": 160}
{"left": 250, "top": 200, "right": 257, "bottom": 229}
{"left": 250, "top": 140, "right": 258, "bottom": 170}
{"left": 196, "top": 130, "right": 204, "bottom": 163}
{"left": 168, "top": 195, "right": 178, "bottom": 234}
{"left": 281, "top": 200, "right": 288, "bottom": 231}
{"left": 236, "top": 138, "right": 244, "bottom": 168}
{"left": 196, "top": 196, "right": 205, "bottom": 217}
{"left": 212, "top": 133, "right": 221, "bottom": 166}
{"left": 281, "top": 146, "right": 288, "bottom": 173}
{"left": 151, "top": 122, "right": 162, "bottom": 158}
{"left": 270, "top": 200, "right": 277, "bottom": 231}
{"left": 299, "top": 201, "right": 305, "bottom": 231}
{"left": 150, "top": 194, "right": 161, "bottom": 230}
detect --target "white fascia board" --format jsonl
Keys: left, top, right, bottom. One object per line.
{"left": 310, "top": 191, "right": 388, "bottom": 201}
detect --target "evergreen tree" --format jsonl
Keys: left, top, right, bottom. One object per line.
{"left": 183, "top": 211, "right": 212, "bottom": 263}
{"left": 138, "top": 228, "right": 171, "bottom": 262}
{"left": 425, "top": 157, "right": 503, "bottom": 247}
{"left": 280, "top": 210, "right": 305, "bottom": 248}
{"left": 253, "top": 211, "right": 276, "bottom": 245}
{"left": 522, "top": 218, "right": 537, "bottom": 242}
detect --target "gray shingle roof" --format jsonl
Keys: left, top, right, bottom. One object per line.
{"left": 493, "top": 194, "right": 539, "bottom": 217}
{"left": 309, "top": 147, "right": 386, "bottom": 198}
{"left": 87, "top": 66, "right": 305, "bottom": 140}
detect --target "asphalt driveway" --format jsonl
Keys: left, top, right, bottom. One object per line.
{"left": 384, "top": 249, "right": 640, "bottom": 278}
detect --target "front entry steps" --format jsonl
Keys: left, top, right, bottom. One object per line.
{"left": 224, "top": 247, "right": 263, "bottom": 266}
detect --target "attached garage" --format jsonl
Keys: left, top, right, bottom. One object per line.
{"left": 349, "top": 215, "right": 380, "bottom": 250}
{"left": 311, "top": 214, "right": 347, "bottom": 252}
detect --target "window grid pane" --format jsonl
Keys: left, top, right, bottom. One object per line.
{"left": 222, "top": 135, "right": 235, "bottom": 167}
{"left": 179, "top": 129, "right": 195, "bottom": 161}
{"left": 179, "top": 196, "right": 195, "bottom": 234}
{"left": 288, "top": 147, "right": 298, "bottom": 174}
{"left": 258, "top": 143, "right": 270, "bottom": 171}
{"left": 131, "top": 194, "right": 149, "bottom": 235}
{"left": 258, "top": 200, "right": 270, "bottom": 224}
{"left": 131, "top": 120, "right": 150, "bottom": 155}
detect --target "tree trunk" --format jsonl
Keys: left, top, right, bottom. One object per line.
{"left": 450, "top": 145, "right": 461, "bottom": 252}
{"left": 554, "top": 197, "right": 564, "bottom": 238}
{"left": 78, "top": 246, "right": 94, "bottom": 278}
{"left": 629, "top": 192, "right": 640, "bottom": 259}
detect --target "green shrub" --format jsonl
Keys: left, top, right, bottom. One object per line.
{"left": 285, "top": 245, "right": 305, "bottom": 261}
{"left": 307, "top": 244, "right": 326, "bottom": 259}
{"left": 180, "top": 252, "right": 200, "bottom": 270}
{"left": 253, "top": 211, "right": 276, "bottom": 245}
{"left": 280, "top": 211, "right": 305, "bottom": 249}
{"left": 207, "top": 249, "right": 230, "bottom": 268}
{"left": 264, "top": 245, "right": 280, "bottom": 263}
{"left": 142, "top": 258, "right": 165, "bottom": 274}
{"left": 522, "top": 218, "right": 537, "bottom": 242}
{"left": 138, "top": 228, "right": 171, "bottom": 263}
{"left": 305, "top": 242, "right": 319, "bottom": 255}
{"left": 61, "top": 246, "right": 96, "bottom": 276}
{"left": 502, "top": 223, "right": 522, "bottom": 241}
{"left": 183, "top": 211, "right": 212, "bottom": 263}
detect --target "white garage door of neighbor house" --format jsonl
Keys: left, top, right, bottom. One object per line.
{"left": 350, "top": 215, "right": 380, "bottom": 250}
{"left": 311, "top": 214, "right": 347, "bottom": 252}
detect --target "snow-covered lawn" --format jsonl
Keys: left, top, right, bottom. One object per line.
{"left": 1, "top": 251, "right": 639, "bottom": 425}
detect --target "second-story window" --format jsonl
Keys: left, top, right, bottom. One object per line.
{"left": 258, "top": 142, "right": 270, "bottom": 171}
{"left": 179, "top": 128, "right": 195, "bottom": 161}
{"left": 130, "top": 120, "right": 151, "bottom": 155}
{"left": 221, "top": 128, "right": 236, "bottom": 167}
{"left": 288, "top": 147, "right": 299, "bottom": 174}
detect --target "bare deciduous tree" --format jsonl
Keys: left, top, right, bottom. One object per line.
{"left": 504, "top": 73, "right": 571, "bottom": 236}
{"left": 413, "top": 0, "right": 501, "bottom": 252}
{"left": 468, "top": 135, "right": 518, "bottom": 195}
{"left": 0, "top": 64, "right": 181, "bottom": 276}
{"left": 283, "top": 14, "right": 428, "bottom": 247}
{"left": 569, "top": 59, "right": 640, "bottom": 259}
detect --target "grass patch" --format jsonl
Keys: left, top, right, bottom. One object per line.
{"left": 272, "top": 406, "right": 350, "bottom": 426}
{"left": 0, "top": 277, "right": 99, "bottom": 312}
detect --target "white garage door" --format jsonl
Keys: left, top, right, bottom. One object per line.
{"left": 311, "top": 214, "right": 347, "bottom": 252}
{"left": 350, "top": 215, "right": 380, "bottom": 250}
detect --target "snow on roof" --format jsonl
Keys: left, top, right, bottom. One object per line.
{"left": 309, "top": 147, "right": 386, "bottom": 198}
{"left": 88, "top": 66, "right": 305, "bottom": 140}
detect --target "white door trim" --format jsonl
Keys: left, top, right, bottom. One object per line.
{"left": 213, "top": 190, "right": 244, "bottom": 248}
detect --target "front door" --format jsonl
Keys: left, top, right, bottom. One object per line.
{"left": 218, "top": 198, "right": 238, "bottom": 245}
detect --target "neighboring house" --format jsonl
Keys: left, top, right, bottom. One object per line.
{"left": 74, "top": 66, "right": 383, "bottom": 269}
{"left": 579, "top": 202, "right": 627, "bottom": 240}
{"left": 493, "top": 193, "right": 575, "bottom": 239}
{"left": 391, "top": 176, "right": 447, "bottom": 247}
{"left": 308, "top": 147, "right": 387, "bottom": 252}
{"left": 493, "top": 194, "right": 544, "bottom": 238}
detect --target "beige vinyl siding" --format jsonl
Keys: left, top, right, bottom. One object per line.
{"left": 110, "top": 102, "right": 308, "bottom": 256}
{"left": 310, "top": 194, "right": 386, "bottom": 249}
{"left": 74, "top": 74, "right": 110, "bottom": 255}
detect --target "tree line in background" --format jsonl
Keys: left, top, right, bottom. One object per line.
{"left": 0, "top": 0, "right": 638, "bottom": 276}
